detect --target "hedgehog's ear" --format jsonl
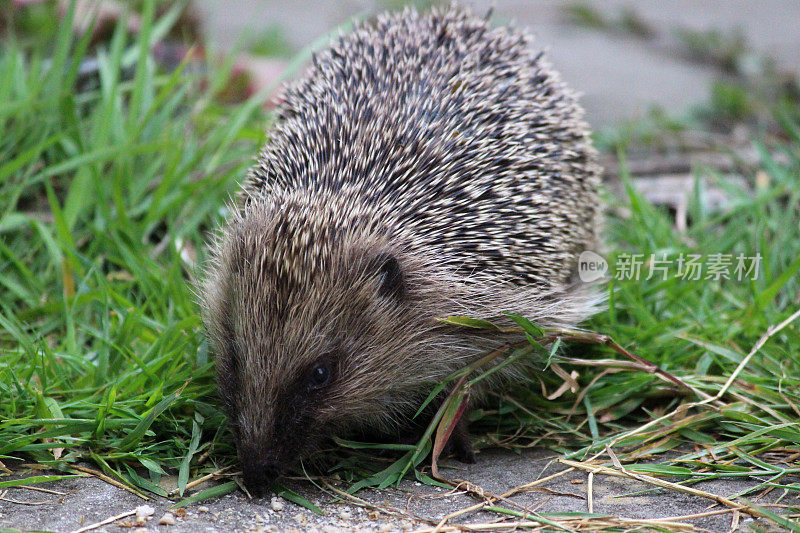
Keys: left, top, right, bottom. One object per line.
{"left": 372, "top": 252, "right": 405, "bottom": 300}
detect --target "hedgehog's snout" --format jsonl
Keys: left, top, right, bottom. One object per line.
{"left": 239, "top": 453, "right": 285, "bottom": 496}
{"left": 236, "top": 417, "right": 304, "bottom": 496}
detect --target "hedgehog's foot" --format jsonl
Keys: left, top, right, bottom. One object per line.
{"left": 443, "top": 416, "right": 476, "bottom": 464}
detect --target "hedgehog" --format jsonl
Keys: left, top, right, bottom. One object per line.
{"left": 201, "top": 3, "right": 601, "bottom": 494}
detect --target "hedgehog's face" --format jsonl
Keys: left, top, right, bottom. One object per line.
{"left": 202, "top": 201, "right": 445, "bottom": 495}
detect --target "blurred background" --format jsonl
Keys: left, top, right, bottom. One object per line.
{"left": 192, "top": 0, "right": 800, "bottom": 127}
{"left": 5, "top": 0, "right": 800, "bottom": 128}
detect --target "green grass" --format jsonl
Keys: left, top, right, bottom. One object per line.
{"left": 0, "top": 2, "right": 268, "bottom": 497}
{"left": 1, "top": 3, "right": 800, "bottom": 529}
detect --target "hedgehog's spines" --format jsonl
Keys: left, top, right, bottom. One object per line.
{"left": 245, "top": 3, "right": 599, "bottom": 289}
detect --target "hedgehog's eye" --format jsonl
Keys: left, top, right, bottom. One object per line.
{"left": 374, "top": 253, "right": 404, "bottom": 300}
{"left": 307, "top": 361, "right": 332, "bottom": 390}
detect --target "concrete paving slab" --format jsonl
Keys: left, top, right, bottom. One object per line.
{"left": 1, "top": 449, "right": 791, "bottom": 532}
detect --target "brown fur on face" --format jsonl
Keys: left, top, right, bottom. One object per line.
{"left": 200, "top": 3, "right": 602, "bottom": 494}
{"left": 202, "top": 194, "right": 473, "bottom": 491}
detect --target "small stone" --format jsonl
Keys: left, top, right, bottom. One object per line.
{"left": 322, "top": 526, "right": 342, "bottom": 533}
{"left": 159, "top": 513, "right": 176, "bottom": 525}
{"left": 378, "top": 524, "right": 393, "bottom": 533}
{"left": 270, "top": 496, "right": 284, "bottom": 511}
{"left": 294, "top": 513, "right": 308, "bottom": 526}
{"left": 133, "top": 529, "right": 150, "bottom": 533}
{"left": 401, "top": 521, "right": 413, "bottom": 531}
{"left": 339, "top": 510, "right": 352, "bottom": 520}
{"left": 135, "top": 505, "right": 155, "bottom": 524}
{"left": 198, "top": 506, "right": 210, "bottom": 513}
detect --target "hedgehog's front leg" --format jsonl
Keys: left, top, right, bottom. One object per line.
{"left": 441, "top": 416, "right": 476, "bottom": 464}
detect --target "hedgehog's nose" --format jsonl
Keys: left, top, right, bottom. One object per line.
{"left": 240, "top": 457, "right": 283, "bottom": 497}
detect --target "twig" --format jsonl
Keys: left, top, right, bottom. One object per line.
{"left": 413, "top": 515, "right": 697, "bottom": 532}
{"left": 168, "top": 467, "right": 232, "bottom": 496}
{"left": 546, "top": 329, "right": 714, "bottom": 402}
{"left": 16, "top": 484, "right": 67, "bottom": 495}
{"left": 430, "top": 468, "right": 581, "bottom": 532}
{"left": 587, "top": 472, "right": 594, "bottom": 514}
{"left": 731, "top": 509, "right": 741, "bottom": 531}
{"left": 714, "top": 306, "right": 800, "bottom": 401}
{"left": 566, "top": 368, "right": 615, "bottom": 422}
{"left": 559, "top": 458, "right": 768, "bottom": 519}
{"left": 655, "top": 507, "right": 738, "bottom": 521}
{"left": 557, "top": 356, "right": 667, "bottom": 371}
{"left": 0, "top": 494, "right": 48, "bottom": 505}
{"left": 70, "top": 509, "right": 137, "bottom": 533}
{"left": 322, "top": 480, "right": 435, "bottom": 526}
{"left": 68, "top": 465, "right": 149, "bottom": 500}
{"left": 432, "top": 501, "right": 486, "bottom": 532}
{"left": 500, "top": 467, "right": 576, "bottom": 498}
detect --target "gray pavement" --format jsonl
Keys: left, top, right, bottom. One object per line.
{"left": 1, "top": 449, "right": 788, "bottom": 532}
